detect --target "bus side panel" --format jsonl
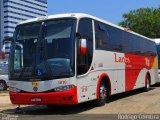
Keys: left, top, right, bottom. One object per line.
{"left": 77, "top": 70, "right": 117, "bottom": 103}
{"left": 125, "top": 54, "right": 157, "bottom": 91}
{"left": 76, "top": 51, "right": 127, "bottom": 103}
{"left": 77, "top": 73, "right": 98, "bottom": 103}
{"left": 133, "top": 68, "right": 158, "bottom": 90}
{"left": 76, "top": 51, "right": 158, "bottom": 103}
{"left": 133, "top": 68, "right": 147, "bottom": 89}
{"left": 93, "top": 51, "right": 126, "bottom": 95}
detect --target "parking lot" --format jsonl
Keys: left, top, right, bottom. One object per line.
{"left": 0, "top": 83, "right": 160, "bottom": 120}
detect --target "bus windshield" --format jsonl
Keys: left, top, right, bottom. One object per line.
{"left": 9, "top": 18, "right": 76, "bottom": 80}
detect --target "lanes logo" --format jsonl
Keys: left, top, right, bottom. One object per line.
{"left": 114, "top": 53, "right": 130, "bottom": 64}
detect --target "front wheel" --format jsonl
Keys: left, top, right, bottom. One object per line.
{"left": 94, "top": 81, "right": 109, "bottom": 106}
{"left": 144, "top": 76, "right": 150, "bottom": 92}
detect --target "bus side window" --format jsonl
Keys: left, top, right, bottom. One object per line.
{"left": 14, "top": 44, "right": 23, "bottom": 70}
{"left": 95, "top": 22, "right": 108, "bottom": 50}
{"left": 77, "top": 18, "right": 93, "bottom": 75}
{"left": 95, "top": 21, "right": 122, "bottom": 52}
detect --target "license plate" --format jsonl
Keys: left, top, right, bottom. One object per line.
{"left": 32, "top": 82, "right": 39, "bottom": 86}
{"left": 31, "top": 98, "right": 42, "bottom": 102}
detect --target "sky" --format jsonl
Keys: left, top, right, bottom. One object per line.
{"left": 48, "top": 0, "right": 160, "bottom": 25}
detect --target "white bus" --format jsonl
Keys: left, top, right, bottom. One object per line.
{"left": 8, "top": 13, "right": 158, "bottom": 107}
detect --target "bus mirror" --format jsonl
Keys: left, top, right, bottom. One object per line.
{"left": 76, "top": 32, "right": 82, "bottom": 39}
{"left": 79, "top": 39, "right": 87, "bottom": 55}
{"left": 1, "top": 44, "right": 5, "bottom": 60}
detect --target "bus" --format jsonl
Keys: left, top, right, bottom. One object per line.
{"left": 8, "top": 13, "right": 159, "bottom": 108}
{"left": 155, "top": 39, "right": 160, "bottom": 80}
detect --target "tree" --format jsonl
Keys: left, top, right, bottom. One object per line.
{"left": 119, "top": 7, "right": 160, "bottom": 38}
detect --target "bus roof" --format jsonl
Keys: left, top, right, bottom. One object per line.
{"left": 18, "top": 13, "right": 154, "bottom": 42}
{"left": 154, "top": 38, "right": 160, "bottom": 44}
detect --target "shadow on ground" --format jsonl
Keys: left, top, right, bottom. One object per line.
{"left": 1, "top": 83, "right": 160, "bottom": 115}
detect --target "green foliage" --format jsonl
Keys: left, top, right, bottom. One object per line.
{"left": 119, "top": 7, "right": 160, "bottom": 38}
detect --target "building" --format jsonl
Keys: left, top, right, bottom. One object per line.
{"left": 0, "top": 0, "right": 3, "bottom": 44}
{"left": 0, "top": 0, "right": 47, "bottom": 53}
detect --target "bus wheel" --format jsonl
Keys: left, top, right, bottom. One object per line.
{"left": 144, "top": 75, "right": 150, "bottom": 92}
{"left": 94, "top": 80, "right": 109, "bottom": 106}
{"left": 0, "top": 80, "right": 7, "bottom": 91}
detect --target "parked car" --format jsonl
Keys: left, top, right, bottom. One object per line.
{"left": 0, "top": 62, "right": 9, "bottom": 91}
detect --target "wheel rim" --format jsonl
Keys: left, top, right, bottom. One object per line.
{"left": 0, "top": 82, "right": 5, "bottom": 90}
{"left": 100, "top": 83, "right": 107, "bottom": 99}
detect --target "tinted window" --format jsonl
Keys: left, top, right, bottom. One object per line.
{"left": 122, "top": 32, "right": 140, "bottom": 54}
{"left": 122, "top": 32, "right": 157, "bottom": 57}
{"left": 10, "top": 19, "right": 76, "bottom": 80}
{"left": 95, "top": 21, "right": 122, "bottom": 52}
{"left": 95, "top": 22, "right": 108, "bottom": 50}
{"left": 94, "top": 20, "right": 156, "bottom": 57}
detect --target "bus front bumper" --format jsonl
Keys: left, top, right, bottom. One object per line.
{"left": 9, "top": 87, "right": 78, "bottom": 105}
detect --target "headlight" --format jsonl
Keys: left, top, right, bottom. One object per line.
{"left": 9, "top": 87, "right": 21, "bottom": 93}
{"left": 54, "top": 85, "right": 75, "bottom": 92}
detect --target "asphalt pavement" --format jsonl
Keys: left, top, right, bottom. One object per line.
{"left": 0, "top": 83, "right": 160, "bottom": 120}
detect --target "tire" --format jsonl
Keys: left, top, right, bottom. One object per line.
{"left": 94, "top": 80, "right": 109, "bottom": 106}
{"left": 144, "top": 75, "right": 150, "bottom": 92}
{"left": 0, "top": 80, "right": 7, "bottom": 91}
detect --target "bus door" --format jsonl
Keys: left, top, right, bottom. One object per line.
{"left": 76, "top": 18, "right": 95, "bottom": 102}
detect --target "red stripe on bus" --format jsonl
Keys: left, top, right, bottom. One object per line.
{"left": 9, "top": 86, "right": 78, "bottom": 105}
{"left": 125, "top": 54, "right": 154, "bottom": 91}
